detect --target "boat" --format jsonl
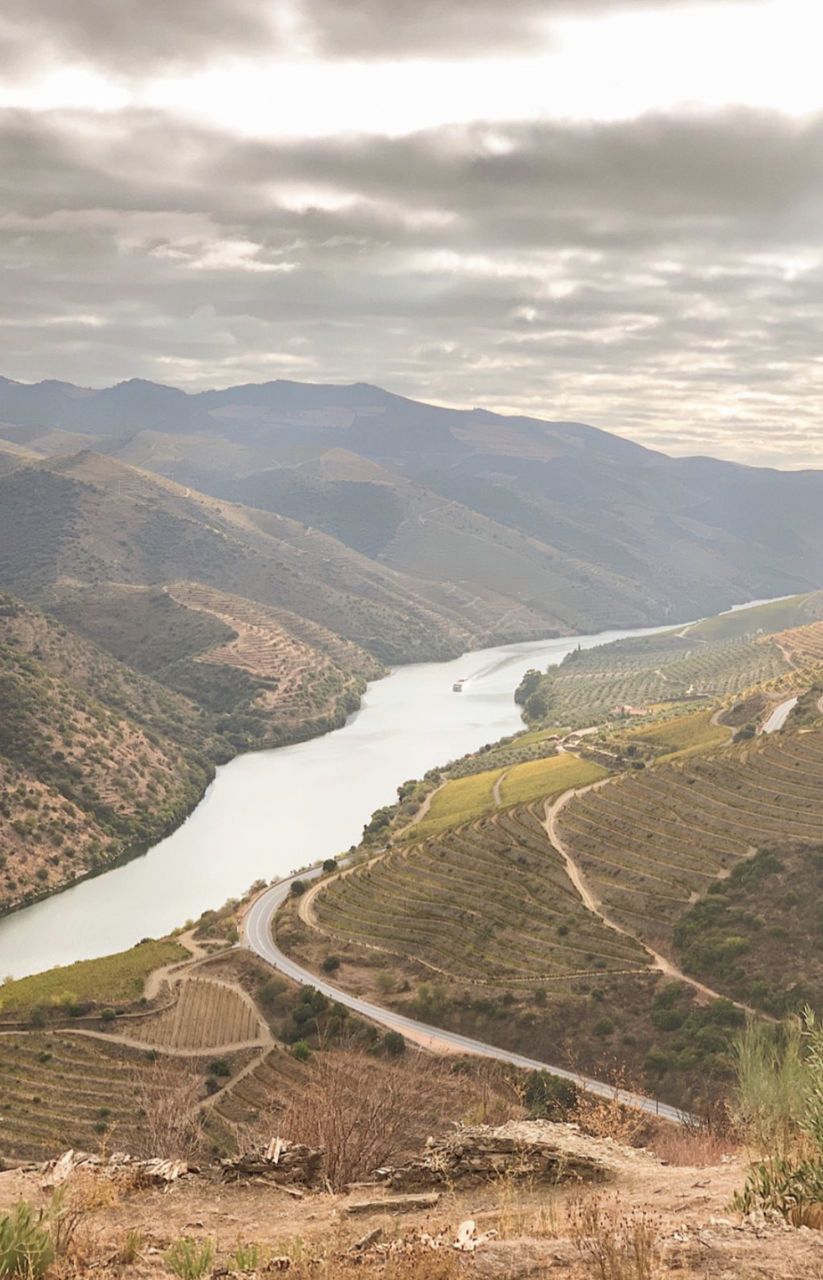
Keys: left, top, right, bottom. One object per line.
{"left": 452, "top": 678, "right": 466, "bottom": 692}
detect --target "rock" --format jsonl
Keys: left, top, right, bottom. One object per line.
{"left": 220, "top": 1141, "right": 324, "bottom": 1188}
{"left": 346, "top": 1192, "right": 440, "bottom": 1215}
{"left": 382, "top": 1120, "right": 612, "bottom": 1191}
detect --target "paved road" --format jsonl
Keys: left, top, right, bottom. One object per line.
{"left": 761, "top": 695, "right": 798, "bottom": 734}
{"left": 243, "top": 874, "right": 692, "bottom": 1126}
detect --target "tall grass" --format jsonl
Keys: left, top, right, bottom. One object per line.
{"left": 732, "top": 1009, "right": 823, "bottom": 1224}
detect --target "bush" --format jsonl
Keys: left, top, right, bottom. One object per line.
{"left": 321, "top": 955, "right": 341, "bottom": 973}
{"left": 0, "top": 1202, "right": 55, "bottom": 1278}
{"left": 290, "top": 879, "right": 307, "bottom": 898}
{"left": 292, "top": 1040, "right": 311, "bottom": 1062}
{"left": 382, "top": 1030, "right": 406, "bottom": 1057}
{"left": 524, "top": 1070, "right": 577, "bottom": 1119}
{"left": 207, "top": 1058, "right": 231, "bottom": 1077}
{"left": 164, "top": 1236, "right": 215, "bottom": 1279}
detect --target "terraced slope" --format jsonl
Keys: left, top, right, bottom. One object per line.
{"left": 555, "top": 725, "right": 823, "bottom": 950}
{"left": 313, "top": 805, "right": 649, "bottom": 987}
{"left": 0, "top": 597, "right": 219, "bottom": 911}
{"left": 520, "top": 631, "right": 791, "bottom": 728}
{"left": 768, "top": 619, "right": 823, "bottom": 666}
{"left": 209, "top": 1045, "right": 305, "bottom": 1130}
{"left": 126, "top": 979, "right": 264, "bottom": 1052}
{"left": 0, "top": 1033, "right": 149, "bottom": 1161}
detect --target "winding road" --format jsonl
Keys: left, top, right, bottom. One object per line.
{"left": 243, "top": 873, "right": 693, "bottom": 1126}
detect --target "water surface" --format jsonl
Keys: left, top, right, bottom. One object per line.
{"left": 0, "top": 616, "right": 723, "bottom": 978}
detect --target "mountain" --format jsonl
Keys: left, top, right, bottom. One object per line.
{"left": 1, "top": 376, "right": 822, "bottom": 638}
{"left": 0, "top": 450, "right": 549, "bottom": 663}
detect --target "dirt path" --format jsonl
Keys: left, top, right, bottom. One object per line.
{"left": 541, "top": 784, "right": 765, "bottom": 1014}
{"left": 143, "top": 929, "right": 209, "bottom": 1000}
{"left": 392, "top": 781, "right": 445, "bottom": 839}
{"left": 492, "top": 769, "right": 510, "bottom": 806}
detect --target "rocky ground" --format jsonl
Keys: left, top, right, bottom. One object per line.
{"left": 2, "top": 1121, "right": 823, "bottom": 1278}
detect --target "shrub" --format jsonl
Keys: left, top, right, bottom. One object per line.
{"left": 207, "top": 1058, "right": 231, "bottom": 1077}
{"left": 321, "top": 955, "right": 341, "bottom": 974}
{"left": 290, "top": 879, "right": 307, "bottom": 898}
{"left": 229, "top": 1239, "right": 265, "bottom": 1271}
{"left": 382, "top": 1030, "right": 406, "bottom": 1057}
{"left": 118, "top": 1228, "right": 143, "bottom": 1265}
{"left": 292, "top": 1040, "right": 311, "bottom": 1062}
{"left": 524, "top": 1070, "right": 577, "bottom": 1119}
{"left": 0, "top": 1202, "right": 55, "bottom": 1278}
{"left": 163, "top": 1236, "right": 215, "bottom": 1279}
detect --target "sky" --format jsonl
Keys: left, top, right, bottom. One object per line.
{"left": 2, "top": 0, "right": 823, "bottom": 467}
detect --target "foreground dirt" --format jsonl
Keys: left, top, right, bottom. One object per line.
{"left": 3, "top": 1125, "right": 823, "bottom": 1278}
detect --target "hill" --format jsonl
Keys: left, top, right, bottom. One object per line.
{"left": 4, "top": 376, "right": 823, "bottom": 638}
{"left": 0, "top": 583, "right": 385, "bottom": 912}
{"left": 0, "top": 451, "right": 561, "bottom": 663}
{"left": 0, "top": 594, "right": 222, "bottom": 912}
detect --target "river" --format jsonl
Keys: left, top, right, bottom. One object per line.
{"left": 0, "top": 608, "right": 767, "bottom": 980}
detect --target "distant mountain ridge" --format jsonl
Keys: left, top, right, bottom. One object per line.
{"left": 1, "top": 374, "right": 823, "bottom": 646}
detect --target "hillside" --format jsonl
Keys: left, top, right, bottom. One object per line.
{"left": 4, "top": 376, "right": 823, "bottom": 638}
{"left": 0, "top": 594, "right": 221, "bottom": 912}
{"left": 0, "top": 452, "right": 559, "bottom": 663}
{"left": 516, "top": 591, "right": 823, "bottom": 729}
{"left": 0, "top": 584, "right": 385, "bottom": 912}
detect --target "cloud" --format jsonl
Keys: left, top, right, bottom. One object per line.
{"left": 0, "top": 0, "right": 767, "bottom": 75}
{"left": 0, "top": 0, "right": 281, "bottom": 77}
{"left": 1, "top": 105, "right": 822, "bottom": 465}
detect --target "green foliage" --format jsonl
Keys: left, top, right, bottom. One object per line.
{"left": 163, "top": 1236, "right": 215, "bottom": 1279}
{"left": 291, "top": 1039, "right": 311, "bottom": 1062}
{"left": 0, "top": 939, "right": 185, "bottom": 1013}
{"left": 498, "top": 754, "right": 607, "bottom": 806}
{"left": 524, "top": 1069, "right": 578, "bottom": 1119}
{"left": 732, "top": 1155, "right": 823, "bottom": 1225}
{"left": 0, "top": 1202, "right": 55, "bottom": 1278}
{"left": 229, "top": 1240, "right": 265, "bottom": 1272}
{"left": 520, "top": 628, "right": 791, "bottom": 729}
{"left": 321, "top": 955, "right": 341, "bottom": 973}
{"left": 733, "top": 1019, "right": 808, "bottom": 1157}
{"left": 382, "top": 1030, "right": 406, "bottom": 1057}
{"left": 290, "top": 879, "right": 308, "bottom": 898}
{"left": 732, "top": 1009, "right": 823, "bottom": 1225}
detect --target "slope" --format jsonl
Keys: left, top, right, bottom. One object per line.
{"left": 0, "top": 452, "right": 549, "bottom": 663}
{"left": 3, "top": 376, "right": 823, "bottom": 633}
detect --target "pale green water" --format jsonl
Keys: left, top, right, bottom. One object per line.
{"left": 0, "top": 616, "right": 722, "bottom": 979}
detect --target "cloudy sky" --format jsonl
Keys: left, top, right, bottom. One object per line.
{"left": 2, "top": 0, "right": 823, "bottom": 466}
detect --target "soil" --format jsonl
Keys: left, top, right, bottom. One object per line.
{"left": 2, "top": 1129, "right": 822, "bottom": 1278}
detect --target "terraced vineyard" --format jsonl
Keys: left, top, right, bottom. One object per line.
{"left": 521, "top": 632, "right": 791, "bottom": 727}
{"left": 556, "top": 724, "right": 823, "bottom": 949}
{"left": 768, "top": 619, "right": 823, "bottom": 667}
{"left": 167, "top": 583, "right": 378, "bottom": 734}
{"left": 414, "top": 753, "right": 607, "bottom": 838}
{"left": 314, "top": 805, "right": 648, "bottom": 986}
{"left": 210, "top": 1045, "right": 305, "bottom": 1131}
{"left": 0, "top": 1032, "right": 148, "bottom": 1161}
{"left": 126, "top": 979, "right": 264, "bottom": 1051}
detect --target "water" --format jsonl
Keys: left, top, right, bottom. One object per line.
{"left": 0, "top": 611, "right": 752, "bottom": 979}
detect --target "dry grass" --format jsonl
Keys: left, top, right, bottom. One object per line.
{"left": 646, "top": 1124, "right": 737, "bottom": 1168}
{"left": 130, "top": 1059, "right": 206, "bottom": 1162}
{"left": 568, "top": 1194, "right": 662, "bottom": 1280}
{"left": 279, "top": 1047, "right": 467, "bottom": 1190}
